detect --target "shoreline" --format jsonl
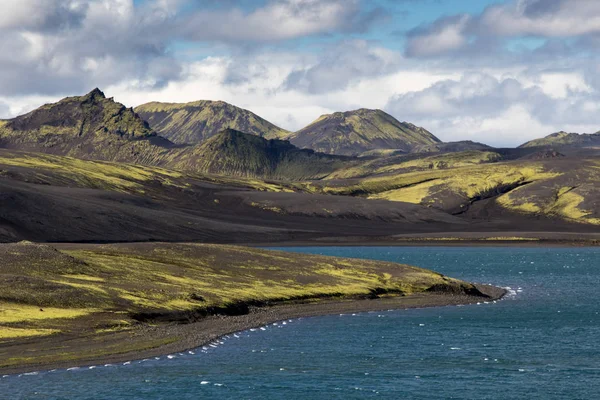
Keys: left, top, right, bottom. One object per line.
{"left": 0, "top": 285, "right": 506, "bottom": 376}
{"left": 44, "top": 231, "right": 600, "bottom": 249}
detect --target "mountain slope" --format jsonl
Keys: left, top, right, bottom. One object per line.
{"left": 0, "top": 148, "right": 467, "bottom": 243}
{"left": 167, "top": 128, "right": 348, "bottom": 180}
{"left": 289, "top": 108, "right": 440, "bottom": 156}
{"left": 0, "top": 90, "right": 347, "bottom": 180}
{"left": 0, "top": 88, "right": 173, "bottom": 164}
{"left": 412, "top": 140, "right": 493, "bottom": 153}
{"left": 135, "top": 100, "right": 290, "bottom": 144}
{"left": 519, "top": 131, "right": 600, "bottom": 148}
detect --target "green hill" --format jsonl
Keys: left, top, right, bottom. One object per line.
{"left": 0, "top": 88, "right": 172, "bottom": 164}
{"left": 135, "top": 100, "right": 290, "bottom": 144}
{"left": 519, "top": 131, "right": 600, "bottom": 148}
{"left": 289, "top": 108, "right": 440, "bottom": 156}
{"left": 0, "top": 91, "right": 343, "bottom": 180}
{"left": 167, "top": 128, "right": 348, "bottom": 180}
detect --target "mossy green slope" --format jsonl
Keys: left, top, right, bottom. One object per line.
{"left": 0, "top": 241, "right": 482, "bottom": 368}
{"left": 309, "top": 157, "right": 600, "bottom": 225}
{"left": 135, "top": 100, "right": 290, "bottom": 144}
{"left": 167, "top": 128, "right": 349, "bottom": 180}
{"left": 0, "top": 91, "right": 342, "bottom": 180}
{"left": 519, "top": 131, "right": 600, "bottom": 148}
{"left": 289, "top": 108, "right": 440, "bottom": 156}
{"left": 326, "top": 150, "right": 503, "bottom": 180}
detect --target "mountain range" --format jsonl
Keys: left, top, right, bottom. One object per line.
{"left": 135, "top": 100, "right": 290, "bottom": 144}
{"left": 0, "top": 88, "right": 599, "bottom": 244}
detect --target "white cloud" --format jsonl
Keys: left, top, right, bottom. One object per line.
{"left": 481, "top": 0, "right": 600, "bottom": 37}
{"left": 1, "top": 0, "right": 600, "bottom": 147}
{"left": 181, "top": 0, "right": 365, "bottom": 42}
{"left": 385, "top": 72, "right": 600, "bottom": 146}
{"left": 406, "top": 15, "right": 472, "bottom": 57}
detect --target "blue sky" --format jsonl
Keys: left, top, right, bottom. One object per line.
{"left": 1, "top": 0, "right": 599, "bottom": 146}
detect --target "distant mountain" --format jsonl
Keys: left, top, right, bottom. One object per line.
{"left": 167, "top": 128, "right": 347, "bottom": 180}
{"left": 288, "top": 109, "right": 440, "bottom": 156}
{"left": 412, "top": 140, "right": 493, "bottom": 153}
{"left": 0, "top": 88, "right": 172, "bottom": 163}
{"left": 135, "top": 101, "right": 290, "bottom": 144}
{"left": 519, "top": 131, "right": 600, "bottom": 148}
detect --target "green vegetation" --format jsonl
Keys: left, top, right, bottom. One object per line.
{"left": 326, "top": 150, "right": 502, "bottom": 180}
{"left": 289, "top": 108, "right": 440, "bottom": 156}
{"left": 0, "top": 148, "right": 300, "bottom": 196}
{"left": 495, "top": 162, "right": 600, "bottom": 225}
{"left": 135, "top": 100, "right": 290, "bottom": 144}
{"left": 0, "top": 241, "right": 466, "bottom": 328}
{"left": 316, "top": 162, "right": 558, "bottom": 208}
{"left": 0, "top": 151, "right": 185, "bottom": 193}
{"left": 167, "top": 129, "right": 348, "bottom": 180}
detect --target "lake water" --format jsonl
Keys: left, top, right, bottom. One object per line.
{"left": 4, "top": 247, "right": 600, "bottom": 399}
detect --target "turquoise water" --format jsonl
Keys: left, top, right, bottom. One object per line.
{"left": 4, "top": 247, "right": 600, "bottom": 399}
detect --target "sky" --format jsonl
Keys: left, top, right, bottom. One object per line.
{"left": 1, "top": 0, "right": 600, "bottom": 147}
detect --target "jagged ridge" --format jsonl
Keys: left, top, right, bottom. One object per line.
{"left": 0, "top": 88, "right": 173, "bottom": 164}
{"left": 166, "top": 128, "right": 347, "bottom": 180}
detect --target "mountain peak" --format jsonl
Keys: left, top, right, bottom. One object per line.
{"left": 0, "top": 89, "right": 159, "bottom": 159}
{"left": 84, "top": 88, "right": 106, "bottom": 100}
{"left": 290, "top": 109, "right": 439, "bottom": 156}
{"left": 135, "top": 100, "right": 290, "bottom": 144}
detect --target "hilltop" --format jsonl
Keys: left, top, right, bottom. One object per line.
{"left": 166, "top": 128, "right": 347, "bottom": 180}
{"left": 0, "top": 88, "right": 173, "bottom": 164}
{"left": 0, "top": 92, "right": 346, "bottom": 180}
{"left": 288, "top": 108, "right": 440, "bottom": 156}
{"left": 135, "top": 100, "right": 290, "bottom": 144}
{"left": 519, "top": 131, "right": 600, "bottom": 149}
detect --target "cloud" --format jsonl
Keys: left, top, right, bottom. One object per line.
{"left": 405, "top": 14, "right": 472, "bottom": 57}
{"left": 405, "top": 0, "right": 600, "bottom": 58}
{"left": 385, "top": 72, "right": 600, "bottom": 146}
{"left": 1, "top": 0, "right": 599, "bottom": 148}
{"left": 0, "top": 101, "right": 10, "bottom": 118}
{"left": 0, "top": 0, "right": 378, "bottom": 97}
{"left": 282, "top": 40, "right": 402, "bottom": 94}
{"left": 0, "top": 0, "right": 184, "bottom": 96}
{"left": 179, "top": 0, "right": 374, "bottom": 43}
{"left": 480, "top": 0, "right": 600, "bottom": 37}
{"left": 0, "top": 0, "right": 88, "bottom": 32}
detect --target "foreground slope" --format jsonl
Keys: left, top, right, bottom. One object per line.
{"left": 0, "top": 148, "right": 465, "bottom": 243}
{"left": 0, "top": 241, "right": 501, "bottom": 372}
{"left": 289, "top": 109, "right": 440, "bottom": 156}
{"left": 135, "top": 100, "right": 290, "bottom": 144}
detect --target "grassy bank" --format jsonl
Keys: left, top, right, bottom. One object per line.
{"left": 0, "top": 242, "right": 498, "bottom": 372}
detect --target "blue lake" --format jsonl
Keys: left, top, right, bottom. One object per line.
{"left": 4, "top": 247, "right": 600, "bottom": 399}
